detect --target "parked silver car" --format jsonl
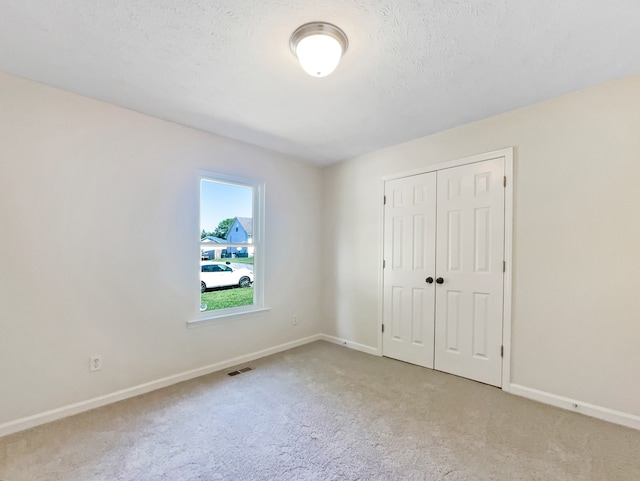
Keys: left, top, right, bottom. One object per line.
{"left": 200, "top": 261, "right": 253, "bottom": 292}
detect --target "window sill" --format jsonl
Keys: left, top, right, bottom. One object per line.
{"left": 187, "top": 307, "right": 271, "bottom": 329}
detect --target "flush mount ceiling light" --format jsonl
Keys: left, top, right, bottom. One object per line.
{"left": 289, "top": 22, "right": 348, "bottom": 77}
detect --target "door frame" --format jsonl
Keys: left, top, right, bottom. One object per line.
{"left": 377, "top": 148, "right": 514, "bottom": 391}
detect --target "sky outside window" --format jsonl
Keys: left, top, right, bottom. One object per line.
{"left": 200, "top": 180, "right": 252, "bottom": 233}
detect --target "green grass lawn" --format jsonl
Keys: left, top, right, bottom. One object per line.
{"left": 201, "top": 286, "right": 253, "bottom": 311}
{"left": 209, "top": 256, "right": 254, "bottom": 265}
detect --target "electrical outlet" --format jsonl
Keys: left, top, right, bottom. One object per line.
{"left": 90, "top": 355, "right": 103, "bottom": 372}
{"left": 292, "top": 316, "right": 298, "bottom": 325}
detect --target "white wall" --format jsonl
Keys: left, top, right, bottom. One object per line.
{"left": 322, "top": 74, "right": 640, "bottom": 419}
{"left": 0, "top": 72, "right": 323, "bottom": 426}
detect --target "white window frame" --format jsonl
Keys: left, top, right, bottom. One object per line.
{"left": 188, "top": 171, "right": 267, "bottom": 327}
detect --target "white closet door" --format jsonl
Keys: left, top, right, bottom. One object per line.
{"left": 434, "top": 158, "right": 505, "bottom": 387}
{"left": 382, "top": 172, "right": 437, "bottom": 368}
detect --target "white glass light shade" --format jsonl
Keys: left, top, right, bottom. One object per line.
{"left": 290, "top": 22, "right": 348, "bottom": 78}
{"left": 295, "top": 34, "right": 343, "bottom": 77}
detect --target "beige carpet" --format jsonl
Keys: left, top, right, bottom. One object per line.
{"left": 1, "top": 341, "right": 639, "bottom": 480}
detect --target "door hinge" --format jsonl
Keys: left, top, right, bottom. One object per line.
{"left": 383, "top": 195, "right": 387, "bottom": 205}
{"left": 382, "top": 324, "right": 385, "bottom": 333}
{"left": 383, "top": 260, "right": 386, "bottom": 269}
{"left": 503, "top": 261, "right": 506, "bottom": 272}
{"left": 501, "top": 345, "right": 504, "bottom": 357}
{"left": 503, "top": 176, "right": 507, "bottom": 187}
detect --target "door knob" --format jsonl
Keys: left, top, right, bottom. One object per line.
{"left": 436, "top": 277, "right": 444, "bottom": 284}
{"left": 426, "top": 277, "right": 434, "bottom": 284}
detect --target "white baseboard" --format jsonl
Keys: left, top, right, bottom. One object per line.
{"left": 318, "top": 334, "right": 380, "bottom": 356}
{"left": 0, "top": 334, "right": 322, "bottom": 438}
{"left": 509, "top": 383, "right": 640, "bottom": 431}
{"left": 6, "top": 338, "right": 636, "bottom": 438}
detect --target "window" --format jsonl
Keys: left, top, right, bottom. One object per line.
{"left": 197, "top": 173, "right": 264, "bottom": 319}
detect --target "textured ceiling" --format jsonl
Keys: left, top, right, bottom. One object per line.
{"left": 1, "top": 1, "right": 639, "bottom": 165}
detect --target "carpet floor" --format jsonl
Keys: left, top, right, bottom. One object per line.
{"left": 0, "top": 341, "right": 639, "bottom": 480}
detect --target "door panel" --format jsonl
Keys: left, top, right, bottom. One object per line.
{"left": 382, "top": 157, "right": 505, "bottom": 387}
{"left": 434, "top": 158, "right": 505, "bottom": 386}
{"left": 445, "top": 290, "right": 461, "bottom": 351}
{"left": 382, "top": 173, "right": 437, "bottom": 368}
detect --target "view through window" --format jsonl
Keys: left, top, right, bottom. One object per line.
{"left": 200, "top": 177, "right": 257, "bottom": 313}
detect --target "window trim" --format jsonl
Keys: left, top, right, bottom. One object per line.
{"left": 190, "top": 171, "right": 266, "bottom": 326}
{"left": 187, "top": 307, "right": 271, "bottom": 329}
